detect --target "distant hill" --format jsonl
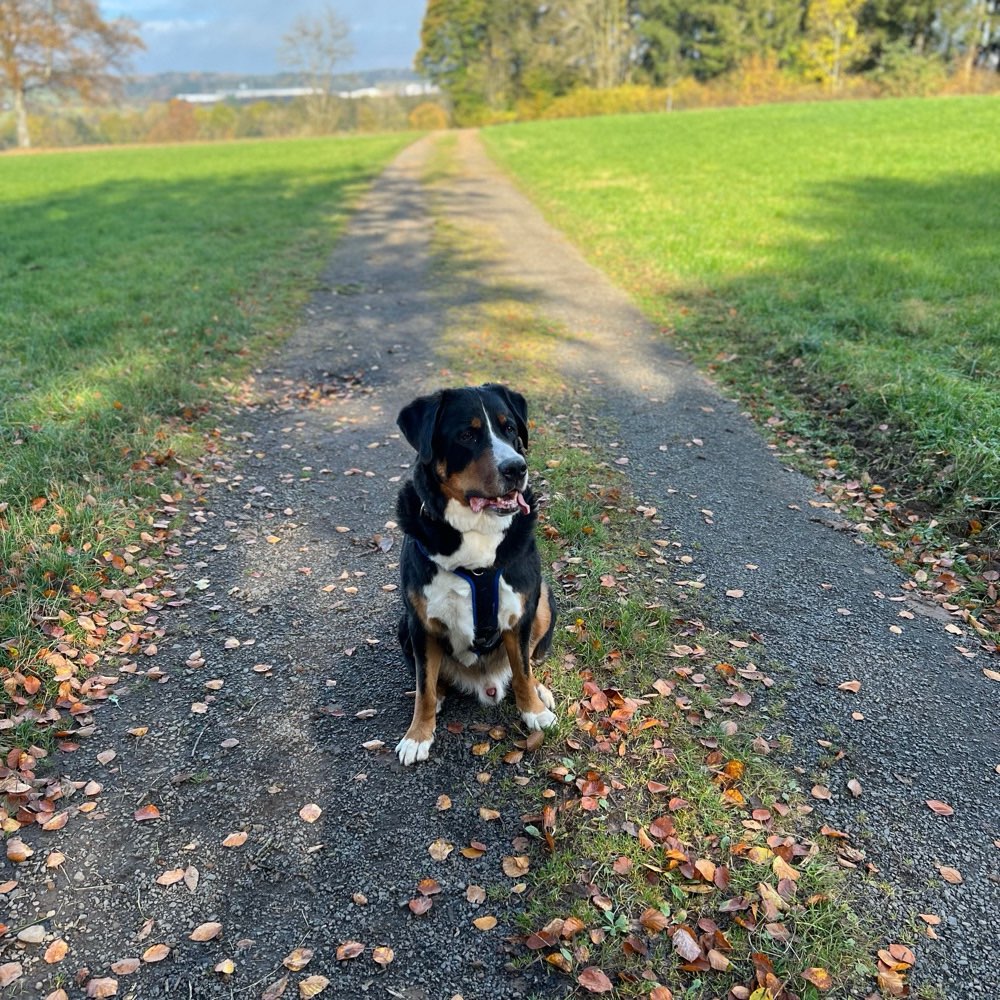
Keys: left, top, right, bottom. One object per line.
{"left": 124, "top": 69, "right": 423, "bottom": 103}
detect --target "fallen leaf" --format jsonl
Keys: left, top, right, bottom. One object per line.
{"left": 577, "top": 966, "right": 614, "bottom": 993}
{"left": 134, "top": 804, "right": 160, "bottom": 822}
{"left": 502, "top": 855, "right": 530, "bottom": 877}
{"left": 479, "top": 807, "right": 500, "bottom": 821}
{"left": 649, "top": 988, "right": 673, "bottom": 1000}
{"left": 473, "top": 915, "right": 497, "bottom": 930}
{"left": 42, "top": 811, "right": 69, "bottom": 831}
{"left": 336, "top": 941, "right": 364, "bottom": 960}
{"left": 926, "top": 799, "right": 954, "bottom": 817}
{"left": 435, "top": 794, "right": 452, "bottom": 811}
{"left": 811, "top": 785, "right": 832, "bottom": 801}
{"left": 726, "top": 589, "right": 745, "bottom": 599}
{"left": 408, "top": 896, "right": 433, "bottom": 915}
{"left": 86, "top": 979, "right": 118, "bottom": 998}
{"left": 299, "top": 803, "right": 322, "bottom": 823}
{"left": 889, "top": 943, "right": 915, "bottom": 965}
{"left": 262, "top": 977, "right": 289, "bottom": 1000}
{"left": 111, "top": 959, "right": 140, "bottom": 975}
{"left": 918, "top": 913, "right": 941, "bottom": 925}
{"left": 6, "top": 839, "right": 33, "bottom": 863}
{"left": 0, "top": 963, "right": 22, "bottom": 988}
{"left": 847, "top": 778, "right": 863, "bottom": 797}
{"left": 938, "top": 865, "right": 963, "bottom": 884}
{"left": 466, "top": 885, "right": 486, "bottom": 903}
{"left": 215, "top": 958, "right": 236, "bottom": 975}
{"left": 190, "top": 921, "right": 222, "bottom": 942}
{"left": 428, "top": 838, "right": 453, "bottom": 861}
{"left": 222, "top": 832, "right": 248, "bottom": 848}
{"left": 671, "top": 927, "right": 702, "bottom": 962}
{"left": 298, "top": 975, "right": 329, "bottom": 998}
{"left": 183, "top": 866, "right": 199, "bottom": 893}
{"left": 795, "top": 966, "right": 833, "bottom": 992}
{"left": 417, "top": 877, "right": 442, "bottom": 896}
{"left": 44, "top": 939, "right": 69, "bottom": 964}
{"left": 283, "top": 948, "right": 313, "bottom": 971}
{"left": 97, "top": 749, "right": 117, "bottom": 766}
{"left": 156, "top": 868, "right": 185, "bottom": 886}
{"left": 372, "top": 946, "right": 394, "bottom": 968}
{"left": 837, "top": 680, "right": 861, "bottom": 693}
{"left": 640, "top": 907, "right": 669, "bottom": 933}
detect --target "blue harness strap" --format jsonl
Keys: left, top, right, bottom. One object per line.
{"left": 413, "top": 539, "right": 504, "bottom": 656}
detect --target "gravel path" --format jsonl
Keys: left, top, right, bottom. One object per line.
{"left": 6, "top": 131, "right": 997, "bottom": 1000}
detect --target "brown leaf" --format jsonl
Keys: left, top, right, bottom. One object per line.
{"left": 417, "top": 878, "right": 442, "bottom": 896}
{"left": 134, "top": 804, "right": 160, "bottom": 822}
{"left": 110, "top": 959, "right": 141, "bottom": 975}
{"left": 918, "top": 913, "right": 941, "bottom": 926}
{"left": 215, "top": 958, "right": 235, "bottom": 975}
{"left": 707, "top": 948, "right": 730, "bottom": 971}
{"left": 142, "top": 944, "right": 171, "bottom": 963}
{"left": 223, "top": 831, "right": 248, "bottom": 848}
{"left": 336, "top": 941, "right": 364, "bottom": 960}
{"left": 282, "top": 948, "right": 313, "bottom": 971}
{"left": 926, "top": 799, "right": 954, "bottom": 817}
{"left": 576, "top": 966, "right": 614, "bottom": 993}
{"left": 298, "top": 975, "right": 329, "bottom": 998}
{"left": 802, "top": 967, "right": 834, "bottom": 990}
{"left": 0, "top": 963, "right": 22, "bottom": 988}
{"left": 466, "top": 885, "right": 486, "bottom": 904}
{"left": 473, "top": 915, "right": 497, "bottom": 930}
{"left": 428, "top": 838, "right": 453, "bottom": 861}
{"left": 639, "top": 907, "right": 670, "bottom": 934}
{"left": 44, "top": 939, "right": 69, "bottom": 964}
{"left": 183, "top": 866, "right": 199, "bottom": 893}
{"left": 649, "top": 988, "right": 673, "bottom": 1000}
{"left": 408, "top": 896, "right": 433, "bottom": 915}
{"left": 811, "top": 784, "right": 832, "bottom": 800}
{"left": 889, "top": 943, "right": 915, "bottom": 966}
{"left": 42, "top": 811, "right": 69, "bottom": 831}
{"left": 938, "top": 865, "right": 963, "bottom": 884}
{"left": 262, "top": 976, "right": 289, "bottom": 1000}
{"left": 156, "top": 868, "right": 185, "bottom": 886}
{"left": 190, "top": 921, "right": 222, "bottom": 942}
{"left": 479, "top": 806, "right": 501, "bottom": 821}
{"left": 5, "top": 839, "right": 32, "bottom": 863}
{"left": 847, "top": 778, "right": 863, "bottom": 797}
{"left": 435, "top": 794, "right": 452, "bottom": 810}
{"left": 502, "top": 855, "right": 530, "bottom": 877}
{"left": 671, "top": 927, "right": 702, "bottom": 962}
{"left": 372, "top": 946, "right": 394, "bottom": 969}
{"left": 298, "top": 803, "right": 322, "bottom": 823}
{"left": 86, "top": 979, "right": 119, "bottom": 998}
{"left": 837, "top": 680, "right": 861, "bottom": 693}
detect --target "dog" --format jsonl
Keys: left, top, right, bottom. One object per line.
{"left": 393, "top": 383, "right": 558, "bottom": 765}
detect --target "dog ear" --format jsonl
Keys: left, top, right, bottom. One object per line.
{"left": 482, "top": 383, "right": 528, "bottom": 450}
{"left": 397, "top": 392, "right": 442, "bottom": 463}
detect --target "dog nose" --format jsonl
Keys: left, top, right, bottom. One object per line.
{"left": 498, "top": 455, "right": 527, "bottom": 480}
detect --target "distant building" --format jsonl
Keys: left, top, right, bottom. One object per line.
{"left": 175, "top": 81, "right": 439, "bottom": 105}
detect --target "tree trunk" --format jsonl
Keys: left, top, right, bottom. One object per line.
{"left": 13, "top": 85, "right": 31, "bottom": 148}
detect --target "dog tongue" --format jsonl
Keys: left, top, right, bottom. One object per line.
{"left": 469, "top": 492, "right": 530, "bottom": 515}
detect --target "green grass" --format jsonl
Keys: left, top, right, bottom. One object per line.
{"left": 482, "top": 96, "right": 1000, "bottom": 539}
{"left": 0, "top": 133, "right": 413, "bottom": 730}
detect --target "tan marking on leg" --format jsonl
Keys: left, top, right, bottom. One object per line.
{"left": 401, "top": 638, "right": 442, "bottom": 745}
{"left": 503, "top": 630, "right": 546, "bottom": 716}
{"left": 529, "top": 582, "right": 552, "bottom": 663}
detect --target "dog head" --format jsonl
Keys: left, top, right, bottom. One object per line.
{"left": 398, "top": 383, "right": 530, "bottom": 516}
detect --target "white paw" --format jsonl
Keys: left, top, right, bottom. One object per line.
{"left": 535, "top": 683, "right": 555, "bottom": 711}
{"left": 396, "top": 736, "right": 434, "bottom": 766}
{"left": 521, "top": 707, "right": 557, "bottom": 731}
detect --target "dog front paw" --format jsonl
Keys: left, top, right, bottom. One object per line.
{"left": 396, "top": 734, "right": 434, "bottom": 766}
{"left": 521, "top": 707, "right": 557, "bottom": 731}
{"left": 535, "top": 682, "right": 555, "bottom": 711}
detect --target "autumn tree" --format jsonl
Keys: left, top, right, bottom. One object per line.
{"left": 279, "top": 4, "right": 353, "bottom": 132}
{"left": 800, "top": 0, "right": 868, "bottom": 88}
{"left": 0, "top": 0, "right": 142, "bottom": 148}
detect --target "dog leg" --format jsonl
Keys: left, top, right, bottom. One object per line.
{"left": 396, "top": 635, "right": 442, "bottom": 765}
{"left": 503, "top": 630, "right": 557, "bottom": 731}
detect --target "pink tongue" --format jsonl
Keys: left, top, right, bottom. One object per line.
{"left": 516, "top": 492, "right": 530, "bottom": 515}
{"left": 469, "top": 496, "right": 489, "bottom": 513}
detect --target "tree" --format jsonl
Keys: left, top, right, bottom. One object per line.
{"left": 543, "top": 0, "right": 635, "bottom": 90}
{"left": 800, "top": 0, "right": 868, "bottom": 88}
{"left": 279, "top": 4, "right": 353, "bottom": 132}
{"left": 0, "top": 0, "right": 142, "bottom": 148}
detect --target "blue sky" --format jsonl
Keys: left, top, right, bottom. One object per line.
{"left": 103, "top": 1, "right": 424, "bottom": 75}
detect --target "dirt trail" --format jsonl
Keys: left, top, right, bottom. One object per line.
{"left": 5, "top": 131, "right": 996, "bottom": 1000}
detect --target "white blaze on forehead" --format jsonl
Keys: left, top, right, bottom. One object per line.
{"left": 481, "top": 398, "right": 521, "bottom": 465}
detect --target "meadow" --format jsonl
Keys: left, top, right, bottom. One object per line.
{"left": 0, "top": 133, "right": 411, "bottom": 708}
{"left": 483, "top": 97, "right": 1000, "bottom": 540}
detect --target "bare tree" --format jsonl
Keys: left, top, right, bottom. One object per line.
{"left": 279, "top": 5, "right": 354, "bottom": 132}
{"left": 0, "top": 0, "right": 142, "bottom": 148}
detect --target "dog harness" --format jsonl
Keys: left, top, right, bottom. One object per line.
{"left": 413, "top": 539, "right": 504, "bottom": 656}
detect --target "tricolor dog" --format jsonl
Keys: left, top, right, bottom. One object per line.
{"left": 394, "top": 383, "right": 558, "bottom": 765}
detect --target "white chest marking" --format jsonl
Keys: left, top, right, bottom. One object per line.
{"left": 434, "top": 498, "right": 510, "bottom": 571}
{"left": 423, "top": 569, "right": 524, "bottom": 667}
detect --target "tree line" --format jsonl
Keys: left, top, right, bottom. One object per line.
{"left": 417, "top": 0, "right": 1000, "bottom": 120}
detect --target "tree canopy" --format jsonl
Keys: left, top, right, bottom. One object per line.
{"left": 417, "top": 0, "right": 999, "bottom": 118}
{"left": 0, "top": 0, "right": 142, "bottom": 147}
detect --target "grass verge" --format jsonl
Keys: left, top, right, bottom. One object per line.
{"left": 0, "top": 133, "right": 414, "bottom": 817}
{"left": 423, "top": 142, "right": 877, "bottom": 1000}
{"left": 481, "top": 96, "right": 1000, "bottom": 647}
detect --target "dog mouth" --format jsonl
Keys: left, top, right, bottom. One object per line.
{"left": 468, "top": 490, "right": 530, "bottom": 515}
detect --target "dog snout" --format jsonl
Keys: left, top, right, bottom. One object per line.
{"left": 498, "top": 455, "right": 527, "bottom": 483}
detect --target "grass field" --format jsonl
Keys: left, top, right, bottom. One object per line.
{"left": 483, "top": 97, "right": 1000, "bottom": 541}
{"left": 0, "top": 133, "right": 412, "bottom": 730}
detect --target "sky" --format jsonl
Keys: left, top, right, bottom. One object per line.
{"left": 103, "top": 1, "right": 424, "bottom": 75}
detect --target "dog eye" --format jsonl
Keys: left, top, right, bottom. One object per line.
{"left": 459, "top": 428, "right": 476, "bottom": 442}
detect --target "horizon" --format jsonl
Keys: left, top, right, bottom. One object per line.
{"left": 102, "top": 1, "right": 423, "bottom": 76}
